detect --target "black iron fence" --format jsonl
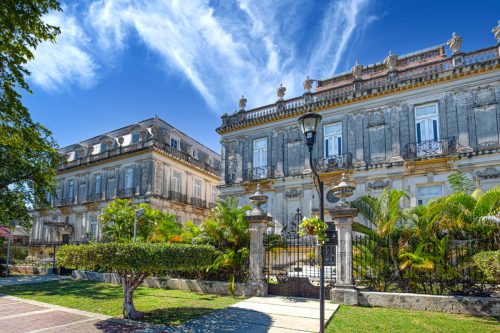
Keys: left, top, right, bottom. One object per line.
{"left": 353, "top": 234, "right": 498, "bottom": 296}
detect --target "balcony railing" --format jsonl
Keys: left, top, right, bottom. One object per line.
{"left": 56, "top": 198, "right": 74, "bottom": 207}
{"left": 58, "top": 139, "right": 221, "bottom": 176}
{"left": 168, "top": 191, "right": 188, "bottom": 204}
{"left": 85, "top": 193, "right": 101, "bottom": 203}
{"left": 208, "top": 202, "right": 216, "bottom": 209}
{"left": 191, "top": 197, "right": 206, "bottom": 208}
{"left": 243, "top": 166, "right": 274, "bottom": 181}
{"left": 116, "top": 188, "right": 135, "bottom": 198}
{"left": 403, "top": 137, "right": 456, "bottom": 160}
{"left": 314, "top": 153, "right": 353, "bottom": 173}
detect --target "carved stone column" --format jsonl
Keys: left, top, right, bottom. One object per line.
{"left": 244, "top": 185, "right": 272, "bottom": 296}
{"left": 329, "top": 204, "right": 358, "bottom": 305}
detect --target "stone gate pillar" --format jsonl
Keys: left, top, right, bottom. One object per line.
{"left": 245, "top": 185, "right": 272, "bottom": 296}
{"left": 328, "top": 173, "right": 359, "bottom": 305}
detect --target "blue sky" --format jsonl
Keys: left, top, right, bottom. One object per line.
{"left": 25, "top": 0, "right": 500, "bottom": 152}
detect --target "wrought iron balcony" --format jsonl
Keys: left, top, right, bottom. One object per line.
{"left": 208, "top": 202, "right": 217, "bottom": 209}
{"left": 243, "top": 166, "right": 274, "bottom": 181}
{"left": 190, "top": 197, "right": 206, "bottom": 208}
{"left": 403, "top": 137, "right": 456, "bottom": 160}
{"left": 314, "top": 153, "right": 352, "bottom": 173}
{"left": 116, "top": 188, "right": 135, "bottom": 198}
{"left": 85, "top": 193, "right": 101, "bottom": 203}
{"left": 168, "top": 191, "right": 188, "bottom": 204}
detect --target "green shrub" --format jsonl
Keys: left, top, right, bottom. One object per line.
{"left": 473, "top": 251, "right": 500, "bottom": 281}
{"left": 57, "top": 242, "right": 217, "bottom": 320}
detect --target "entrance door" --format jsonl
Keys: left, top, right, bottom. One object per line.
{"left": 62, "top": 234, "right": 70, "bottom": 244}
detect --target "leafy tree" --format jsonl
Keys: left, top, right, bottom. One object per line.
{"left": 58, "top": 243, "right": 216, "bottom": 319}
{"left": 0, "top": 0, "right": 63, "bottom": 227}
{"left": 99, "top": 199, "right": 181, "bottom": 242}
{"left": 447, "top": 171, "right": 475, "bottom": 194}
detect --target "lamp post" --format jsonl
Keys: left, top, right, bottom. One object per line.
{"left": 133, "top": 208, "right": 145, "bottom": 243}
{"left": 5, "top": 220, "right": 17, "bottom": 276}
{"left": 298, "top": 110, "right": 326, "bottom": 333}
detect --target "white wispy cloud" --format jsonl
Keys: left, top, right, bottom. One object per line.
{"left": 27, "top": 8, "right": 98, "bottom": 91}
{"left": 28, "top": 0, "right": 374, "bottom": 112}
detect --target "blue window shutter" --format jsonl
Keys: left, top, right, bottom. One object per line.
{"left": 325, "top": 139, "right": 329, "bottom": 157}
{"left": 337, "top": 137, "right": 342, "bottom": 155}
{"left": 416, "top": 123, "right": 421, "bottom": 143}
{"left": 432, "top": 120, "right": 438, "bottom": 141}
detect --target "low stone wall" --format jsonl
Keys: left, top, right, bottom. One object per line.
{"left": 72, "top": 270, "right": 267, "bottom": 297}
{"left": 9, "top": 265, "right": 54, "bottom": 275}
{"left": 331, "top": 288, "right": 499, "bottom": 317}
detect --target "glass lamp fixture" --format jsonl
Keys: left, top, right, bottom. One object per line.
{"left": 298, "top": 112, "right": 322, "bottom": 151}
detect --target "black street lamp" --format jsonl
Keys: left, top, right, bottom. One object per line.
{"left": 298, "top": 110, "right": 326, "bottom": 333}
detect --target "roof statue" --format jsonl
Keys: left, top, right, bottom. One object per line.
{"left": 493, "top": 20, "right": 500, "bottom": 42}
{"left": 447, "top": 32, "right": 463, "bottom": 54}
{"left": 277, "top": 83, "right": 286, "bottom": 101}
{"left": 239, "top": 95, "right": 247, "bottom": 111}
{"left": 352, "top": 60, "right": 363, "bottom": 79}
{"left": 384, "top": 51, "right": 398, "bottom": 70}
{"left": 303, "top": 76, "right": 313, "bottom": 92}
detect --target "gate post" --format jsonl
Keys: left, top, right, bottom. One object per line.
{"left": 245, "top": 185, "right": 272, "bottom": 297}
{"left": 328, "top": 173, "right": 359, "bottom": 305}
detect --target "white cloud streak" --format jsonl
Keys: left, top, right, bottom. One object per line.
{"left": 27, "top": 9, "right": 97, "bottom": 91}
{"left": 28, "top": 0, "right": 374, "bottom": 112}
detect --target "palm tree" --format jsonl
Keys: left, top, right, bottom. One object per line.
{"left": 351, "top": 189, "right": 409, "bottom": 277}
{"left": 426, "top": 185, "right": 500, "bottom": 244}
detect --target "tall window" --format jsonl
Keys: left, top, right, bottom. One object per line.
{"left": 415, "top": 103, "right": 439, "bottom": 144}
{"left": 90, "top": 216, "right": 98, "bottom": 239}
{"left": 324, "top": 123, "right": 342, "bottom": 157}
{"left": 193, "top": 179, "right": 202, "bottom": 199}
{"left": 170, "top": 137, "right": 178, "bottom": 149}
{"left": 94, "top": 174, "right": 101, "bottom": 194}
{"left": 131, "top": 132, "right": 141, "bottom": 144}
{"left": 100, "top": 143, "right": 107, "bottom": 153}
{"left": 172, "top": 171, "right": 181, "bottom": 193}
{"left": 125, "top": 167, "right": 134, "bottom": 189}
{"left": 68, "top": 180, "right": 74, "bottom": 199}
{"left": 253, "top": 138, "right": 267, "bottom": 168}
{"left": 417, "top": 184, "right": 443, "bottom": 206}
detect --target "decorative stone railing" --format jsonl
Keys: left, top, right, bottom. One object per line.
{"left": 116, "top": 188, "right": 135, "bottom": 198}
{"left": 218, "top": 46, "right": 498, "bottom": 133}
{"left": 84, "top": 193, "right": 101, "bottom": 203}
{"left": 243, "top": 166, "right": 275, "bottom": 181}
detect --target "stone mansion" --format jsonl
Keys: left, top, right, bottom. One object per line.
{"left": 217, "top": 30, "right": 500, "bottom": 234}
{"left": 31, "top": 117, "right": 221, "bottom": 243}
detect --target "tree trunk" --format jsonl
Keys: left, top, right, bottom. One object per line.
{"left": 122, "top": 273, "right": 147, "bottom": 320}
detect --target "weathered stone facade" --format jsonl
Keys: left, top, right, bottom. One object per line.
{"left": 31, "top": 117, "right": 221, "bottom": 242}
{"left": 217, "top": 39, "right": 500, "bottom": 233}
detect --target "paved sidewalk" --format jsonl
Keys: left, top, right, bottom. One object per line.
{"left": 0, "top": 293, "right": 338, "bottom": 332}
{"left": 0, "top": 275, "right": 68, "bottom": 287}
{"left": 165, "top": 296, "right": 339, "bottom": 333}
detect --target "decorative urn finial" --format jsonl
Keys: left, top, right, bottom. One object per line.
{"left": 277, "top": 83, "right": 286, "bottom": 101}
{"left": 352, "top": 60, "right": 363, "bottom": 79}
{"left": 248, "top": 184, "right": 269, "bottom": 216}
{"left": 492, "top": 20, "right": 500, "bottom": 43}
{"left": 239, "top": 95, "right": 247, "bottom": 111}
{"left": 384, "top": 50, "right": 398, "bottom": 70}
{"left": 303, "top": 76, "right": 313, "bottom": 92}
{"left": 332, "top": 172, "right": 356, "bottom": 206}
{"left": 447, "top": 32, "right": 463, "bottom": 54}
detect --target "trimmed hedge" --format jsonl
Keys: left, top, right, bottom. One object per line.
{"left": 58, "top": 243, "right": 217, "bottom": 273}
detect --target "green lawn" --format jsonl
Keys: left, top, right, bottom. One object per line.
{"left": 0, "top": 279, "right": 241, "bottom": 325}
{"left": 327, "top": 305, "right": 499, "bottom": 333}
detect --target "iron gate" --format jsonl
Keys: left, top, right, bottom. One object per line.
{"left": 264, "top": 209, "right": 336, "bottom": 299}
